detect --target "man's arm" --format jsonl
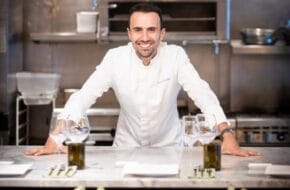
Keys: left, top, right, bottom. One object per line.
{"left": 217, "top": 122, "right": 260, "bottom": 157}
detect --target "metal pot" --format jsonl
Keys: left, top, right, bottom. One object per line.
{"left": 240, "top": 28, "right": 276, "bottom": 45}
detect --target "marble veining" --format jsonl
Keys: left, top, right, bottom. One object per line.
{"left": 0, "top": 146, "right": 289, "bottom": 188}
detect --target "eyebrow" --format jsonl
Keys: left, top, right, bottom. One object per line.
{"left": 131, "top": 26, "right": 158, "bottom": 31}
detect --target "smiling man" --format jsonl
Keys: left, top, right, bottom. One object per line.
{"left": 127, "top": 9, "right": 165, "bottom": 65}
{"left": 26, "top": 3, "right": 259, "bottom": 157}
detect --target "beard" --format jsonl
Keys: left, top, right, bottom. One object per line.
{"left": 134, "top": 40, "right": 158, "bottom": 61}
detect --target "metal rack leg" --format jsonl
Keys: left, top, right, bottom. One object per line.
{"left": 26, "top": 105, "right": 29, "bottom": 145}
{"left": 16, "top": 96, "right": 23, "bottom": 146}
{"left": 16, "top": 96, "right": 29, "bottom": 146}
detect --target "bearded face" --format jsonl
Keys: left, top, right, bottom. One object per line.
{"left": 127, "top": 12, "right": 165, "bottom": 65}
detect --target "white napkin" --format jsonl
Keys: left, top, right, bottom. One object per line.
{"left": 265, "top": 164, "right": 290, "bottom": 176}
{"left": 0, "top": 163, "right": 32, "bottom": 176}
{"left": 248, "top": 163, "right": 272, "bottom": 174}
{"left": 122, "top": 162, "right": 179, "bottom": 177}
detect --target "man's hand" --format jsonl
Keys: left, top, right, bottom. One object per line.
{"left": 24, "top": 137, "right": 68, "bottom": 156}
{"left": 218, "top": 122, "right": 260, "bottom": 157}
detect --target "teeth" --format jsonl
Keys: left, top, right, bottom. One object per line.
{"left": 138, "top": 43, "right": 151, "bottom": 48}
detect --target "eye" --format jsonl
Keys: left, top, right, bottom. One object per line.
{"left": 133, "top": 27, "right": 142, "bottom": 32}
{"left": 148, "top": 27, "right": 157, "bottom": 32}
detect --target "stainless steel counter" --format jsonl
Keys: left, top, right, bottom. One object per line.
{"left": 0, "top": 146, "right": 289, "bottom": 189}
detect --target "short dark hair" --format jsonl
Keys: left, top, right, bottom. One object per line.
{"left": 128, "top": 3, "right": 163, "bottom": 29}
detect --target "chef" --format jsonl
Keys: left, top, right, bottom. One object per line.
{"left": 26, "top": 3, "right": 260, "bottom": 157}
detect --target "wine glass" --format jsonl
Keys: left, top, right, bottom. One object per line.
{"left": 65, "top": 115, "right": 90, "bottom": 143}
{"left": 49, "top": 112, "right": 68, "bottom": 169}
{"left": 49, "top": 112, "right": 67, "bottom": 154}
{"left": 196, "top": 113, "right": 218, "bottom": 145}
{"left": 65, "top": 115, "right": 90, "bottom": 169}
{"left": 182, "top": 115, "right": 199, "bottom": 146}
{"left": 196, "top": 114, "right": 221, "bottom": 170}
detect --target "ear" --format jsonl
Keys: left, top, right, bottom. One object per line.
{"left": 160, "top": 28, "right": 166, "bottom": 41}
{"left": 127, "top": 27, "right": 132, "bottom": 41}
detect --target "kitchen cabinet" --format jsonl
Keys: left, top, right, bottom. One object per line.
{"left": 105, "top": 0, "right": 229, "bottom": 43}
{"left": 0, "top": 146, "right": 289, "bottom": 189}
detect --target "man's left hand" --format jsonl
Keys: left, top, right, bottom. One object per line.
{"left": 218, "top": 122, "right": 260, "bottom": 157}
{"left": 221, "top": 132, "right": 260, "bottom": 157}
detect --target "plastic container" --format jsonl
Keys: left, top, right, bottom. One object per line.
{"left": 16, "top": 72, "right": 60, "bottom": 105}
{"left": 76, "top": 11, "right": 99, "bottom": 33}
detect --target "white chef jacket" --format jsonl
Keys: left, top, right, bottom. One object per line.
{"left": 62, "top": 42, "right": 228, "bottom": 147}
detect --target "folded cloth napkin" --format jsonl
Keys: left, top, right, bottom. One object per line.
{"left": 248, "top": 163, "right": 272, "bottom": 175}
{"left": 0, "top": 163, "right": 32, "bottom": 176}
{"left": 265, "top": 164, "right": 290, "bottom": 176}
{"left": 122, "top": 162, "right": 179, "bottom": 177}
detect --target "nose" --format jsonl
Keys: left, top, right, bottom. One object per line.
{"left": 140, "top": 30, "right": 149, "bottom": 41}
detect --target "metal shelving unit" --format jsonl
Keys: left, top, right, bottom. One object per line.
{"left": 30, "top": 32, "right": 98, "bottom": 43}
{"left": 15, "top": 96, "right": 29, "bottom": 145}
{"left": 16, "top": 95, "right": 55, "bottom": 146}
{"left": 231, "top": 40, "right": 290, "bottom": 55}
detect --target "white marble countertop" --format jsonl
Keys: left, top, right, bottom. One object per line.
{"left": 0, "top": 146, "right": 289, "bottom": 189}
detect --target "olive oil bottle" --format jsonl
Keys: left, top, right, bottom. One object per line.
{"left": 68, "top": 143, "right": 85, "bottom": 169}
{"left": 203, "top": 140, "right": 221, "bottom": 171}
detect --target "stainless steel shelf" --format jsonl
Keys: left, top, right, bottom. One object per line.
{"left": 53, "top": 108, "right": 120, "bottom": 116}
{"left": 231, "top": 40, "right": 290, "bottom": 55}
{"left": 107, "top": 32, "right": 223, "bottom": 44}
{"left": 30, "top": 32, "right": 98, "bottom": 43}
{"left": 30, "top": 32, "right": 224, "bottom": 44}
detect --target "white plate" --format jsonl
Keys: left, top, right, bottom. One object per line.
{"left": 248, "top": 163, "right": 272, "bottom": 170}
{"left": 0, "top": 163, "right": 32, "bottom": 176}
{"left": 265, "top": 164, "right": 290, "bottom": 177}
{"left": 122, "top": 162, "right": 179, "bottom": 177}
{"left": 248, "top": 163, "right": 272, "bottom": 175}
{"left": 0, "top": 161, "right": 14, "bottom": 165}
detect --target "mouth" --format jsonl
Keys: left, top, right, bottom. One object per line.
{"left": 136, "top": 41, "right": 152, "bottom": 49}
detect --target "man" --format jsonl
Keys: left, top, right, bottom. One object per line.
{"left": 26, "top": 3, "right": 259, "bottom": 157}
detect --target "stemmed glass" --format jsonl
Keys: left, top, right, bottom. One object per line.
{"left": 182, "top": 113, "right": 218, "bottom": 146}
{"left": 49, "top": 112, "right": 67, "bottom": 153}
{"left": 196, "top": 114, "right": 218, "bottom": 144}
{"left": 65, "top": 115, "right": 90, "bottom": 143}
{"left": 182, "top": 113, "right": 221, "bottom": 170}
{"left": 48, "top": 113, "right": 90, "bottom": 170}
{"left": 49, "top": 112, "right": 68, "bottom": 166}
{"left": 189, "top": 113, "right": 221, "bottom": 170}
{"left": 182, "top": 115, "right": 199, "bottom": 146}
{"left": 65, "top": 115, "right": 90, "bottom": 169}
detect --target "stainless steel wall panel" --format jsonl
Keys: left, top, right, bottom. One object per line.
{"left": 230, "top": 55, "right": 290, "bottom": 114}
{"left": 20, "top": 0, "right": 290, "bottom": 143}
{"left": 0, "top": 0, "right": 8, "bottom": 113}
{"left": 0, "top": 0, "right": 23, "bottom": 144}
{"left": 229, "top": 0, "right": 290, "bottom": 114}
{"left": 231, "top": 0, "right": 290, "bottom": 39}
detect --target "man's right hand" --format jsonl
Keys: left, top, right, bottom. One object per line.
{"left": 24, "top": 137, "right": 68, "bottom": 156}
